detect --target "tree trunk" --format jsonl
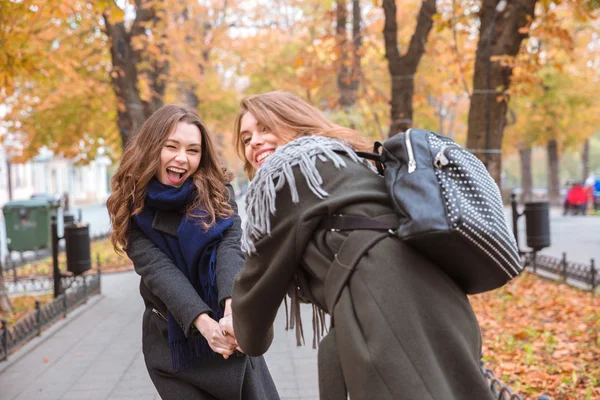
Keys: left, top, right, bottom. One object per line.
{"left": 582, "top": 138, "right": 590, "bottom": 182}
{"left": 383, "top": 0, "right": 436, "bottom": 137}
{"left": 547, "top": 139, "right": 561, "bottom": 204}
{"left": 519, "top": 146, "right": 533, "bottom": 203}
{"left": 176, "top": 2, "right": 202, "bottom": 110}
{"left": 103, "top": 1, "right": 163, "bottom": 148}
{"left": 466, "top": 0, "right": 537, "bottom": 187}
{"left": 336, "top": 0, "right": 352, "bottom": 108}
{"left": 351, "top": 0, "right": 362, "bottom": 102}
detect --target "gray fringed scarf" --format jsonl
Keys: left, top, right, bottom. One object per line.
{"left": 242, "top": 135, "right": 375, "bottom": 254}
{"left": 241, "top": 135, "right": 377, "bottom": 350}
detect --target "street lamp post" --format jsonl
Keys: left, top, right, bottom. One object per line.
{"left": 6, "top": 158, "right": 12, "bottom": 201}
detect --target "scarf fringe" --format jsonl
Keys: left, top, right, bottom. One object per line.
{"left": 242, "top": 136, "right": 375, "bottom": 254}
{"left": 170, "top": 335, "right": 215, "bottom": 371}
{"left": 202, "top": 247, "right": 223, "bottom": 321}
{"left": 286, "top": 274, "right": 329, "bottom": 350}
{"left": 170, "top": 245, "right": 223, "bottom": 372}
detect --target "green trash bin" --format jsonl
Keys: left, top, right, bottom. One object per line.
{"left": 2, "top": 199, "right": 55, "bottom": 252}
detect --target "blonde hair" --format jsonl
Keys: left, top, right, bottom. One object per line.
{"left": 107, "top": 104, "right": 233, "bottom": 253}
{"left": 234, "top": 91, "right": 372, "bottom": 178}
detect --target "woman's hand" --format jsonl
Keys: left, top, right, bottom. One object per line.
{"left": 219, "top": 314, "right": 235, "bottom": 338}
{"left": 193, "top": 313, "right": 237, "bottom": 359}
{"left": 220, "top": 298, "right": 243, "bottom": 353}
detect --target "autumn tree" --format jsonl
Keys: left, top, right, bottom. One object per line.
{"left": 383, "top": 0, "right": 437, "bottom": 137}
{"left": 466, "top": 0, "right": 537, "bottom": 185}
{"left": 0, "top": 0, "right": 120, "bottom": 162}
{"left": 501, "top": 2, "right": 600, "bottom": 199}
{"left": 102, "top": 0, "right": 168, "bottom": 147}
{"left": 415, "top": 0, "right": 479, "bottom": 140}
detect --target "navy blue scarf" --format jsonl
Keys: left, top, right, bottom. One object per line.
{"left": 132, "top": 178, "right": 233, "bottom": 370}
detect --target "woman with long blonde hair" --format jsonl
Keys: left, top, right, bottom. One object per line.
{"left": 107, "top": 104, "right": 278, "bottom": 400}
{"left": 221, "top": 91, "right": 493, "bottom": 400}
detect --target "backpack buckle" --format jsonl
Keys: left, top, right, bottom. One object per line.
{"left": 330, "top": 214, "right": 343, "bottom": 232}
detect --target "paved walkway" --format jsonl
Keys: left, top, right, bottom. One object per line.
{"left": 0, "top": 271, "right": 318, "bottom": 400}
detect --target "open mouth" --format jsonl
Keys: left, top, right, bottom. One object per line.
{"left": 166, "top": 166, "right": 187, "bottom": 184}
{"left": 256, "top": 150, "right": 275, "bottom": 166}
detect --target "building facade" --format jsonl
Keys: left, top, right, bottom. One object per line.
{"left": 0, "top": 147, "right": 111, "bottom": 210}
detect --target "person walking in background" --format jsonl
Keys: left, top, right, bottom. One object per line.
{"left": 220, "top": 91, "right": 494, "bottom": 400}
{"left": 563, "top": 181, "right": 588, "bottom": 215}
{"left": 106, "top": 105, "right": 279, "bottom": 400}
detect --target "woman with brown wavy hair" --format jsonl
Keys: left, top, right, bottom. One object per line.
{"left": 107, "top": 104, "right": 279, "bottom": 400}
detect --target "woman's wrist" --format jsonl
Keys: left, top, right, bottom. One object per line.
{"left": 193, "top": 313, "right": 214, "bottom": 336}
{"left": 224, "top": 297, "right": 233, "bottom": 317}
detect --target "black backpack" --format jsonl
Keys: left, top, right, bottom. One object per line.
{"left": 329, "top": 128, "right": 522, "bottom": 294}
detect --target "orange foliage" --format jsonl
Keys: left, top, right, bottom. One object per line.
{"left": 471, "top": 273, "right": 600, "bottom": 399}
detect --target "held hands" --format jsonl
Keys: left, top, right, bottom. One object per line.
{"left": 192, "top": 298, "right": 242, "bottom": 359}
{"left": 220, "top": 298, "right": 243, "bottom": 354}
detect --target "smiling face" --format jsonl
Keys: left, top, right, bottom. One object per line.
{"left": 240, "top": 112, "right": 288, "bottom": 171}
{"left": 156, "top": 122, "right": 202, "bottom": 187}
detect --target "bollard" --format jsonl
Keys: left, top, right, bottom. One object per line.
{"left": 83, "top": 275, "right": 88, "bottom": 304}
{"left": 1, "top": 319, "right": 7, "bottom": 361}
{"left": 510, "top": 193, "right": 521, "bottom": 253}
{"left": 63, "top": 293, "right": 68, "bottom": 318}
{"left": 591, "top": 259, "right": 597, "bottom": 291}
{"left": 562, "top": 252, "right": 568, "bottom": 282}
{"left": 12, "top": 256, "right": 17, "bottom": 282}
{"left": 35, "top": 300, "right": 41, "bottom": 336}
{"left": 96, "top": 253, "right": 102, "bottom": 295}
{"left": 51, "top": 215, "right": 62, "bottom": 298}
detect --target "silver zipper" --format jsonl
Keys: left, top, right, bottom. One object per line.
{"left": 434, "top": 144, "right": 458, "bottom": 169}
{"left": 405, "top": 128, "right": 416, "bottom": 173}
{"left": 152, "top": 308, "right": 167, "bottom": 321}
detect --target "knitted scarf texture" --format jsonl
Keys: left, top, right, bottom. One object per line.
{"left": 133, "top": 178, "right": 233, "bottom": 370}
{"left": 242, "top": 135, "right": 375, "bottom": 254}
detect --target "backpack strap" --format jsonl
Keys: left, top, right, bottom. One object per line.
{"left": 319, "top": 214, "right": 397, "bottom": 232}
{"left": 354, "top": 150, "right": 385, "bottom": 175}
{"left": 324, "top": 229, "right": 391, "bottom": 319}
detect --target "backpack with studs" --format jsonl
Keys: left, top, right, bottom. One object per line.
{"left": 326, "top": 128, "right": 522, "bottom": 294}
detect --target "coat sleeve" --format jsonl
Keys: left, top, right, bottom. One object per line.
{"left": 231, "top": 169, "right": 328, "bottom": 357}
{"left": 215, "top": 183, "right": 245, "bottom": 305}
{"left": 126, "top": 225, "right": 212, "bottom": 337}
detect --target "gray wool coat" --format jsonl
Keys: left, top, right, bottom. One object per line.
{"left": 126, "top": 184, "right": 279, "bottom": 400}
{"left": 232, "top": 149, "right": 496, "bottom": 400}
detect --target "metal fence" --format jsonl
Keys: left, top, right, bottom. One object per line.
{"left": 1, "top": 231, "right": 110, "bottom": 278}
{"left": 524, "top": 252, "right": 598, "bottom": 291}
{"left": 481, "top": 364, "right": 549, "bottom": 400}
{"left": 4, "top": 253, "right": 110, "bottom": 296}
{"left": 0, "top": 272, "right": 101, "bottom": 362}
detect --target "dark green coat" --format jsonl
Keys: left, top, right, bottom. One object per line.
{"left": 232, "top": 140, "right": 495, "bottom": 400}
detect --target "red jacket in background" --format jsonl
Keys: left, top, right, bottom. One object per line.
{"left": 566, "top": 185, "right": 588, "bottom": 205}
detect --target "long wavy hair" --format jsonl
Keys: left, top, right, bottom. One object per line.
{"left": 234, "top": 90, "right": 373, "bottom": 179}
{"left": 107, "top": 104, "right": 233, "bottom": 253}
